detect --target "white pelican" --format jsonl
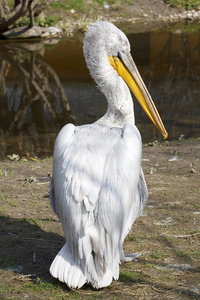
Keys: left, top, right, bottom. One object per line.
{"left": 49, "top": 21, "right": 167, "bottom": 289}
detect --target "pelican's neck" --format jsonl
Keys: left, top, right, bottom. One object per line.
{"left": 92, "top": 55, "right": 135, "bottom": 128}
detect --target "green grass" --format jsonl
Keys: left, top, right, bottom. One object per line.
{"left": 10, "top": 201, "right": 19, "bottom": 207}
{"left": 163, "top": 0, "right": 200, "bottom": 10}
{"left": 0, "top": 193, "right": 9, "bottom": 202}
{"left": 23, "top": 280, "right": 56, "bottom": 291}
{"left": 119, "top": 270, "right": 141, "bottom": 282}
{"left": 15, "top": 16, "right": 61, "bottom": 28}
{"left": 21, "top": 217, "right": 42, "bottom": 229}
{"left": 50, "top": 0, "right": 84, "bottom": 11}
{"left": 5, "top": 0, "right": 133, "bottom": 11}
{"left": 0, "top": 167, "right": 6, "bottom": 178}
{"left": 189, "top": 228, "right": 200, "bottom": 234}
{"left": 3, "top": 0, "right": 14, "bottom": 9}
{"left": 150, "top": 250, "right": 167, "bottom": 259}
{"left": 0, "top": 167, "right": 12, "bottom": 178}
{"left": 93, "top": 0, "right": 116, "bottom": 4}
{"left": 49, "top": 0, "right": 132, "bottom": 11}
{"left": 0, "top": 258, "right": 19, "bottom": 270}
{"left": 42, "top": 156, "right": 53, "bottom": 162}
{"left": 167, "top": 22, "right": 200, "bottom": 34}
{"left": 176, "top": 250, "right": 200, "bottom": 258}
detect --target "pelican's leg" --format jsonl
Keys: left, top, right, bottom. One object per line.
{"left": 120, "top": 250, "right": 141, "bottom": 262}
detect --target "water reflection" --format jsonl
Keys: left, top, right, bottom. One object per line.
{"left": 0, "top": 40, "right": 74, "bottom": 159}
{"left": 0, "top": 29, "right": 200, "bottom": 160}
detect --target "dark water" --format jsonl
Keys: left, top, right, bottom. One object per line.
{"left": 0, "top": 28, "right": 200, "bottom": 160}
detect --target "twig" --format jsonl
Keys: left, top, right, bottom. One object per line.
{"left": 152, "top": 284, "right": 166, "bottom": 293}
{"left": 19, "top": 274, "right": 37, "bottom": 280}
{"left": 175, "top": 233, "right": 199, "bottom": 238}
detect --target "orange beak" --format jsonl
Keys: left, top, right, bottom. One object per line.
{"left": 108, "top": 51, "right": 168, "bottom": 139}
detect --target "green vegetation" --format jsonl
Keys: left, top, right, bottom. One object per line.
{"left": 4, "top": 0, "right": 14, "bottom": 8}
{"left": 0, "top": 193, "right": 9, "bottom": 202}
{"left": 50, "top": 0, "right": 85, "bottom": 11}
{"left": 0, "top": 258, "right": 18, "bottom": 270}
{"left": 0, "top": 128, "right": 199, "bottom": 300}
{"left": 119, "top": 270, "right": 141, "bottom": 282}
{"left": 49, "top": 0, "right": 132, "bottom": 11}
{"left": 163, "top": 0, "right": 200, "bottom": 10}
{"left": 0, "top": 167, "right": 12, "bottom": 178}
{"left": 23, "top": 280, "right": 58, "bottom": 292}
{"left": 176, "top": 249, "right": 200, "bottom": 258}
{"left": 150, "top": 250, "right": 167, "bottom": 260}
{"left": 167, "top": 22, "right": 200, "bottom": 33}
{"left": 93, "top": 0, "right": 116, "bottom": 5}
{"left": 0, "top": 167, "right": 6, "bottom": 178}
{"left": 6, "top": 0, "right": 200, "bottom": 12}
{"left": 15, "top": 16, "right": 61, "bottom": 28}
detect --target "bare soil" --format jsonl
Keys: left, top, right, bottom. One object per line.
{"left": 0, "top": 139, "right": 200, "bottom": 299}
{"left": 49, "top": 0, "right": 183, "bottom": 35}
{"left": 1, "top": 2, "right": 200, "bottom": 298}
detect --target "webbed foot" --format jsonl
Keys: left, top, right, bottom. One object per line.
{"left": 121, "top": 253, "right": 141, "bottom": 262}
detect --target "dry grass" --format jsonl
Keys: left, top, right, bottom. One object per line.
{"left": 0, "top": 139, "right": 200, "bottom": 299}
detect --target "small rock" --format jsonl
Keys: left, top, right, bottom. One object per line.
{"left": 149, "top": 167, "right": 157, "bottom": 174}
{"left": 175, "top": 29, "right": 182, "bottom": 34}
{"left": 193, "top": 12, "right": 199, "bottom": 18}
{"left": 168, "top": 156, "right": 179, "bottom": 162}
{"left": 179, "top": 134, "right": 185, "bottom": 141}
{"left": 7, "top": 154, "right": 20, "bottom": 161}
{"left": 186, "top": 12, "right": 193, "bottom": 20}
{"left": 103, "top": 2, "right": 110, "bottom": 9}
{"left": 166, "top": 263, "right": 192, "bottom": 271}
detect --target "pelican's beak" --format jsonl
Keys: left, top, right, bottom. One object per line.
{"left": 108, "top": 51, "right": 168, "bottom": 139}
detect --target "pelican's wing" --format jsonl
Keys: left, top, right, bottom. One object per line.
{"left": 50, "top": 122, "right": 145, "bottom": 288}
{"left": 49, "top": 123, "right": 76, "bottom": 218}
{"left": 120, "top": 167, "right": 147, "bottom": 249}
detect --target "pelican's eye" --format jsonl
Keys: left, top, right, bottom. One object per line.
{"left": 122, "top": 41, "right": 127, "bottom": 50}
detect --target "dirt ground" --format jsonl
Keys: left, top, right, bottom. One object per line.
{"left": 0, "top": 2, "right": 200, "bottom": 298}
{"left": 0, "top": 139, "right": 199, "bottom": 299}
{"left": 49, "top": 0, "right": 183, "bottom": 35}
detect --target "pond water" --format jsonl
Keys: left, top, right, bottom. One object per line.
{"left": 0, "top": 27, "right": 200, "bottom": 160}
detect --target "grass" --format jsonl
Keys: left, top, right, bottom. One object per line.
{"left": 0, "top": 167, "right": 12, "bottom": 178}
{"left": 49, "top": 0, "right": 133, "bottom": 13}
{"left": 4, "top": 0, "right": 14, "bottom": 8}
{"left": 176, "top": 250, "right": 200, "bottom": 258}
{"left": 190, "top": 228, "right": 200, "bottom": 234}
{"left": 0, "top": 167, "right": 6, "bottom": 178}
{"left": 50, "top": 0, "right": 84, "bottom": 11}
{"left": 15, "top": 16, "right": 61, "bottom": 28}
{"left": 150, "top": 250, "right": 167, "bottom": 260}
{"left": 163, "top": 0, "right": 200, "bottom": 10}
{"left": 93, "top": 0, "right": 116, "bottom": 5}
{"left": 0, "top": 193, "right": 9, "bottom": 202}
{"left": 119, "top": 270, "right": 141, "bottom": 282}
{"left": 0, "top": 258, "right": 19, "bottom": 270}
{"left": 167, "top": 22, "right": 200, "bottom": 34}
{"left": 23, "top": 280, "right": 58, "bottom": 292}
{"left": 0, "top": 140, "right": 200, "bottom": 299}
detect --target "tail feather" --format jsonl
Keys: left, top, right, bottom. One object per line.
{"left": 50, "top": 243, "right": 87, "bottom": 289}
{"left": 50, "top": 238, "right": 120, "bottom": 289}
{"left": 92, "top": 270, "right": 113, "bottom": 289}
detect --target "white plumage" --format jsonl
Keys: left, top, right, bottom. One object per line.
{"left": 49, "top": 21, "right": 167, "bottom": 289}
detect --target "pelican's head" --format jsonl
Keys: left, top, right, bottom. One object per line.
{"left": 83, "top": 21, "right": 168, "bottom": 139}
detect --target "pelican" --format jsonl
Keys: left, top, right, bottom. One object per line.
{"left": 49, "top": 21, "right": 167, "bottom": 289}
